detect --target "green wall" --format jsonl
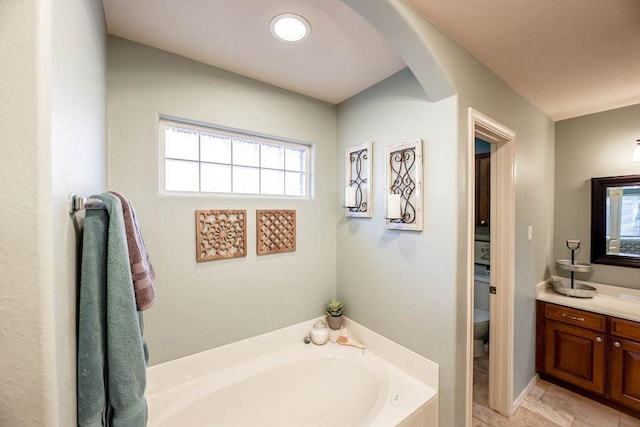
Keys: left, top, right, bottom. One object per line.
{"left": 107, "top": 37, "right": 338, "bottom": 364}
{"left": 555, "top": 103, "right": 640, "bottom": 289}
{"left": 337, "top": 67, "right": 460, "bottom": 424}
{"left": 341, "top": 2, "right": 555, "bottom": 424}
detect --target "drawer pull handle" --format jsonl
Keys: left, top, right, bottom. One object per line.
{"left": 561, "top": 313, "right": 584, "bottom": 321}
{"left": 596, "top": 336, "right": 602, "bottom": 343}
{"left": 614, "top": 342, "right": 621, "bottom": 348}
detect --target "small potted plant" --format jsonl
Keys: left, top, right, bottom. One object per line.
{"left": 326, "top": 299, "right": 344, "bottom": 330}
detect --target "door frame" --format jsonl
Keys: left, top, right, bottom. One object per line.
{"left": 466, "top": 108, "right": 516, "bottom": 423}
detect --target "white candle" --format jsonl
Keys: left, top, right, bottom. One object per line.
{"left": 387, "top": 194, "right": 401, "bottom": 219}
{"left": 345, "top": 186, "right": 357, "bottom": 207}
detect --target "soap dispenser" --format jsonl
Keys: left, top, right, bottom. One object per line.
{"left": 310, "top": 319, "right": 329, "bottom": 345}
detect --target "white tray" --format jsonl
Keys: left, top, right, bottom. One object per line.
{"left": 550, "top": 279, "right": 597, "bottom": 298}
{"left": 555, "top": 259, "right": 592, "bottom": 272}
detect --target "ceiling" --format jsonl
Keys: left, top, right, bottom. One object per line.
{"left": 407, "top": 0, "right": 640, "bottom": 121}
{"left": 101, "top": 0, "right": 405, "bottom": 105}
{"left": 102, "top": 0, "right": 640, "bottom": 121}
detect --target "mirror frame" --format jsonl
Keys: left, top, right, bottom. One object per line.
{"left": 591, "top": 174, "right": 640, "bottom": 268}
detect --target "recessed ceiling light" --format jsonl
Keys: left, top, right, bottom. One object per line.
{"left": 270, "top": 13, "right": 311, "bottom": 43}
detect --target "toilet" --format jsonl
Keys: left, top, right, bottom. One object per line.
{"left": 473, "top": 272, "right": 491, "bottom": 358}
{"left": 473, "top": 238, "right": 491, "bottom": 358}
{"left": 473, "top": 307, "right": 490, "bottom": 358}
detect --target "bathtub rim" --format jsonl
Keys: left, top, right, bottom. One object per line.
{"left": 146, "top": 316, "right": 439, "bottom": 398}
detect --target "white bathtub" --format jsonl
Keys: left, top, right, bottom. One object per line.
{"left": 146, "top": 318, "right": 438, "bottom": 427}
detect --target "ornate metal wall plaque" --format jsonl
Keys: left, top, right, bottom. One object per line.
{"left": 196, "top": 210, "right": 247, "bottom": 262}
{"left": 257, "top": 210, "right": 296, "bottom": 255}
{"left": 385, "top": 140, "right": 423, "bottom": 231}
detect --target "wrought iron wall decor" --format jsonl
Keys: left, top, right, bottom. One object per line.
{"left": 344, "top": 142, "right": 372, "bottom": 218}
{"left": 257, "top": 209, "right": 296, "bottom": 255}
{"left": 195, "top": 209, "right": 247, "bottom": 262}
{"left": 385, "top": 140, "right": 423, "bottom": 231}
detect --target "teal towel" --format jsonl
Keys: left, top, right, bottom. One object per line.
{"left": 78, "top": 193, "right": 148, "bottom": 427}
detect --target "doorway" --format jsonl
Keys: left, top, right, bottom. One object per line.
{"left": 466, "top": 108, "right": 516, "bottom": 424}
{"left": 472, "top": 137, "right": 491, "bottom": 417}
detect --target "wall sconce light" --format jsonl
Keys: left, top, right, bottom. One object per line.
{"left": 344, "top": 142, "right": 372, "bottom": 217}
{"left": 633, "top": 139, "right": 640, "bottom": 162}
{"left": 384, "top": 140, "right": 423, "bottom": 230}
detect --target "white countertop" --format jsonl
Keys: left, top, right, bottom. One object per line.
{"left": 536, "top": 278, "right": 640, "bottom": 323}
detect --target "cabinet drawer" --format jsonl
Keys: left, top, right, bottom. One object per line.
{"left": 545, "top": 304, "right": 606, "bottom": 332}
{"left": 610, "top": 317, "right": 640, "bottom": 341}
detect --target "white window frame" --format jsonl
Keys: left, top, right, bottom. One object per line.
{"left": 159, "top": 117, "right": 312, "bottom": 199}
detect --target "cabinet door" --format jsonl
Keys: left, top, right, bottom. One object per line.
{"left": 610, "top": 338, "right": 640, "bottom": 411}
{"left": 544, "top": 320, "right": 606, "bottom": 395}
{"left": 475, "top": 154, "right": 490, "bottom": 226}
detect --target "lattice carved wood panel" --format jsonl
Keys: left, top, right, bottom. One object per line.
{"left": 195, "top": 210, "right": 246, "bottom": 262}
{"left": 257, "top": 210, "right": 296, "bottom": 255}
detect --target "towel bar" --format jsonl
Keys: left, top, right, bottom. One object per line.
{"left": 69, "top": 193, "right": 106, "bottom": 214}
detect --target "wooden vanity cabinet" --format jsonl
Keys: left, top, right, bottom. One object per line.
{"left": 537, "top": 301, "right": 640, "bottom": 416}
{"left": 540, "top": 302, "right": 606, "bottom": 395}
{"left": 475, "top": 153, "right": 490, "bottom": 227}
{"left": 609, "top": 317, "right": 640, "bottom": 412}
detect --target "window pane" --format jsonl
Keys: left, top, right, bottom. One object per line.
{"left": 261, "top": 169, "right": 284, "bottom": 195}
{"left": 620, "top": 192, "right": 640, "bottom": 237}
{"left": 161, "top": 120, "right": 309, "bottom": 197}
{"left": 201, "top": 133, "right": 231, "bottom": 164}
{"left": 201, "top": 163, "right": 231, "bottom": 193}
{"left": 165, "top": 126, "right": 199, "bottom": 161}
{"left": 261, "top": 143, "right": 284, "bottom": 169}
{"left": 285, "top": 147, "right": 305, "bottom": 172}
{"left": 233, "top": 139, "right": 259, "bottom": 167}
{"left": 233, "top": 166, "right": 259, "bottom": 194}
{"left": 165, "top": 159, "right": 199, "bottom": 192}
{"left": 285, "top": 171, "right": 305, "bottom": 196}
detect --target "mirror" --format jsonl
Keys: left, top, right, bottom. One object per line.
{"left": 591, "top": 174, "right": 640, "bottom": 267}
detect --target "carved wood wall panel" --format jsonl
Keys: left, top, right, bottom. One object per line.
{"left": 257, "top": 210, "right": 296, "bottom": 255}
{"left": 195, "top": 209, "right": 246, "bottom": 262}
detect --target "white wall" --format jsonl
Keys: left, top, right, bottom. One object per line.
{"left": 107, "top": 37, "right": 338, "bottom": 364}
{"left": 555, "top": 103, "right": 640, "bottom": 289}
{"left": 0, "top": 0, "right": 107, "bottom": 425}
{"left": 0, "top": 2, "right": 53, "bottom": 424}
{"left": 51, "top": 1, "right": 107, "bottom": 424}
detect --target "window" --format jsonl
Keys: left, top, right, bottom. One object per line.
{"left": 160, "top": 118, "right": 310, "bottom": 197}
{"left": 619, "top": 187, "right": 640, "bottom": 238}
{"left": 605, "top": 185, "right": 640, "bottom": 256}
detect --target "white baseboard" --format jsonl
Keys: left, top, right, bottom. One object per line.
{"left": 511, "top": 374, "right": 539, "bottom": 414}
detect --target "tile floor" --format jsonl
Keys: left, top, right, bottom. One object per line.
{"left": 472, "top": 353, "right": 640, "bottom": 426}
